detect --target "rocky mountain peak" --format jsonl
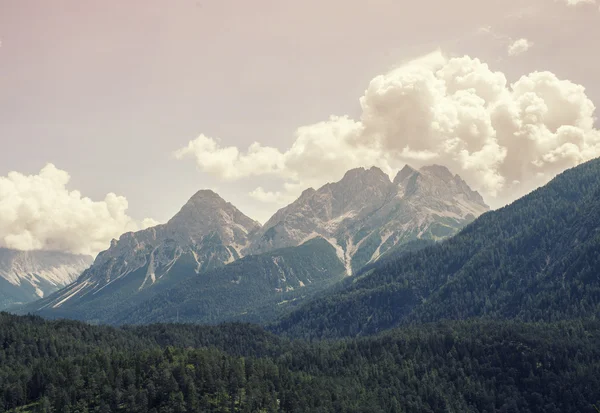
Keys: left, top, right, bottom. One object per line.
{"left": 325, "top": 166, "right": 395, "bottom": 214}
{"left": 48, "top": 189, "right": 261, "bottom": 308}
{"left": 393, "top": 164, "right": 417, "bottom": 185}
{"left": 173, "top": 190, "right": 230, "bottom": 222}
{"left": 419, "top": 164, "right": 455, "bottom": 181}
{"left": 298, "top": 187, "right": 317, "bottom": 199}
{"left": 392, "top": 164, "right": 488, "bottom": 211}
{"left": 341, "top": 166, "right": 390, "bottom": 186}
{"left": 415, "top": 165, "right": 488, "bottom": 209}
{"left": 186, "top": 189, "right": 225, "bottom": 205}
{"left": 249, "top": 163, "right": 490, "bottom": 273}
{"left": 166, "top": 190, "right": 260, "bottom": 244}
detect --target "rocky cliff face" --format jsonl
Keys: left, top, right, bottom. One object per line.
{"left": 33, "top": 190, "right": 260, "bottom": 311}
{"left": 247, "top": 164, "right": 489, "bottom": 273}
{"left": 87, "top": 189, "right": 260, "bottom": 288}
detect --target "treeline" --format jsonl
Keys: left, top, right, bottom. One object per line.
{"left": 2, "top": 313, "right": 600, "bottom": 412}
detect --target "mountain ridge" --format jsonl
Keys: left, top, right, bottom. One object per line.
{"left": 273, "top": 157, "right": 600, "bottom": 339}
{"left": 247, "top": 164, "right": 489, "bottom": 273}
{"left": 28, "top": 190, "right": 261, "bottom": 314}
{"left": 0, "top": 249, "right": 92, "bottom": 309}
{"left": 20, "top": 163, "right": 488, "bottom": 325}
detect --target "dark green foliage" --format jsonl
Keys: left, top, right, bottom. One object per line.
{"left": 349, "top": 230, "right": 383, "bottom": 273}
{"left": 274, "top": 158, "right": 600, "bottom": 339}
{"left": 0, "top": 276, "right": 33, "bottom": 310}
{"left": 354, "top": 239, "right": 436, "bottom": 277}
{"left": 2, "top": 313, "right": 600, "bottom": 412}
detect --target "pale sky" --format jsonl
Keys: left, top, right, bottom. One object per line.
{"left": 1, "top": 0, "right": 600, "bottom": 255}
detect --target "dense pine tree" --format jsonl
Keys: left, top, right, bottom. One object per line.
{"left": 2, "top": 313, "right": 600, "bottom": 412}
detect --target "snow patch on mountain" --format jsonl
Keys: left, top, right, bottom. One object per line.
{"left": 369, "top": 231, "right": 395, "bottom": 263}
{"left": 0, "top": 248, "right": 92, "bottom": 308}
{"left": 323, "top": 237, "right": 347, "bottom": 268}
{"left": 52, "top": 281, "right": 89, "bottom": 309}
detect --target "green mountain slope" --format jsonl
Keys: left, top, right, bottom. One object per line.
{"left": 2, "top": 312, "right": 600, "bottom": 413}
{"left": 274, "top": 158, "right": 600, "bottom": 339}
{"left": 27, "top": 237, "right": 346, "bottom": 326}
{"left": 108, "top": 237, "right": 347, "bottom": 325}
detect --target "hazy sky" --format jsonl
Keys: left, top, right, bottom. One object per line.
{"left": 1, "top": 0, "right": 599, "bottom": 255}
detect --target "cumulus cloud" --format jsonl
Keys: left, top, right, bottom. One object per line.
{"left": 508, "top": 38, "right": 533, "bottom": 56}
{"left": 173, "top": 135, "right": 283, "bottom": 180}
{"left": 249, "top": 187, "right": 296, "bottom": 205}
{"left": 0, "top": 164, "right": 158, "bottom": 256}
{"left": 560, "top": 0, "right": 596, "bottom": 5}
{"left": 556, "top": 0, "right": 599, "bottom": 10}
{"left": 175, "top": 51, "right": 600, "bottom": 208}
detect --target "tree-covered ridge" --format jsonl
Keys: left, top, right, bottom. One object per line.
{"left": 274, "top": 158, "right": 600, "bottom": 339}
{"left": 2, "top": 313, "right": 600, "bottom": 412}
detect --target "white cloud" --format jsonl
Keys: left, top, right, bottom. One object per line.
{"left": 249, "top": 187, "right": 296, "bottom": 205}
{"left": 556, "top": 0, "right": 599, "bottom": 9}
{"left": 175, "top": 51, "right": 600, "bottom": 209}
{"left": 508, "top": 38, "right": 533, "bottom": 56}
{"left": 173, "top": 134, "right": 283, "bottom": 180}
{"left": 0, "top": 164, "right": 158, "bottom": 256}
{"left": 561, "top": 0, "right": 596, "bottom": 5}
{"left": 561, "top": 0, "right": 600, "bottom": 12}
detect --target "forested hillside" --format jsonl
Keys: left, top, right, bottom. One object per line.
{"left": 2, "top": 313, "right": 600, "bottom": 413}
{"left": 274, "top": 159, "right": 600, "bottom": 339}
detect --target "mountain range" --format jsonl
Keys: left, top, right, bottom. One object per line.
{"left": 17, "top": 164, "right": 488, "bottom": 324}
{"left": 6, "top": 158, "right": 600, "bottom": 413}
{"left": 0, "top": 249, "right": 92, "bottom": 310}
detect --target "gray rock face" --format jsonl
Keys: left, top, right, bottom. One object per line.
{"left": 91, "top": 189, "right": 260, "bottom": 285}
{"left": 165, "top": 190, "right": 260, "bottom": 248}
{"left": 0, "top": 249, "right": 92, "bottom": 309}
{"left": 37, "top": 190, "right": 261, "bottom": 310}
{"left": 247, "top": 164, "right": 489, "bottom": 274}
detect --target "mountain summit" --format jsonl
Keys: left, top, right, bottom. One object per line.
{"left": 247, "top": 164, "right": 488, "bottom": 273}
{"left": 32, "top": 191, "right": 260, "bottom": 314}
{"left": 94, "top": 189, "right": 260, "bottom": 288}
{"left": 274, "top": 158, "right": 600, "bottom": 339}
{"left": 165, "top": 189, "right": 261, "bottom": 248}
